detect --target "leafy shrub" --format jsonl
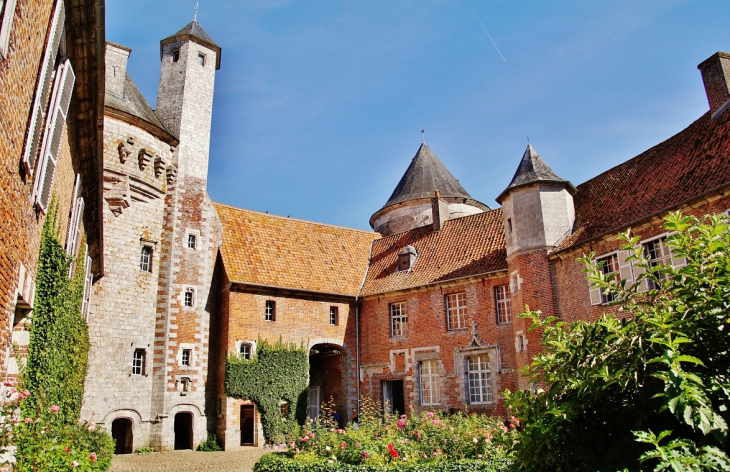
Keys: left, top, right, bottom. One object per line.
{"left": 226, "top": 338, "right": 309, "bottom": 443}
{"left": 197, "top": 433, "right": 223, "bottom": 451}
{"left": 134, "top": 447, "right": 154, "bottom": 454}
{"left": 254, "top": 452, "right": 511, "bottom": 471}
{"left": 505, "top": 213, "right": 730, "bottom": 471}
{"left": 255, "top": 398, "right": 515, "bottom": 471}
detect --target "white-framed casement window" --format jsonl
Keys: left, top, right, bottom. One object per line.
{"left": 181, "top": 349, "right": 191, "bottom": 366}
{"left": 495, "top": 285, "right": 512, "bottom": 324}
{"left": 329, "top": 306, "right": 338, "bottom": 326}
{"left": 589, "top": 250, "right": 634, "bottom": 305}
{"left": 390, "top": 302, "right": 407, "bottom": 337}
{"left": 265, "top": 300, "right": 275, "bottom": 321}
{"left": 467, "top": 355, "right": 492, "bottom": 404}
{"left": 419, "top": 360, "right": 440, "bottom": 405}
{"left": 0, "top": 0, "right": 18, "bottom": 59}
{"left": 446, "top": 292, "right": 466, "bottom": 330}
{"left": 183, "top": 287, "right": 195, "bottom": 307}
{"left": 140, "top": 246, "right": 153, "bottom": 272}
{"left": 65, "top": 174, "right": 84, "bottom": 257}
{"left": 596, "top": 253, "right": 620, "bottom": 303}
{"left": 240, "top": 342, "right": 252, "bottom": 359}
{"left": 185, "top": 229, "right": 200, "bottom": 250}
{"left": 132, "top": 349, "right": 146, "bottom": 376}
{"left": 178, "top": 343, "right": 195, "bottom": 367}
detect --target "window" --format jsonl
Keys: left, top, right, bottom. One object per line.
{"left": 495, "top": 285, "right": 512, "bottom": 324}
{"left": 515, "top": 331, "right": 526, "bottom": 353}
{"left": 510, "top": 272, "right": 520, "bottom": 293}
{"left": 420, "top": 360, "right": 440, "bottom": 405}
{"left": 390, "top": 302, "right": 407, "bottom": 337}
{"left": 172, "top": 49, "right": 180, "bottom": 62}
{"left": 446, "top": 292, "right": 466, "bottom": 330}
{"left": 329, "top": 306, "right": 338, "bottom": 326}
{"left": 507, "top": 218, "right": 512, "bottom": 233}
{"left": 467, "top": 355, "right": 492, "bottom": 404}
{"left": 198, "top": 53, "right": 205, "bottom": 66}
{"left": 132, "top": 349, "right": 146, "bottom": 376}
{"left": 184, "top": 288, "right": 195, "bottom": 307}
{"left": 140, "top": 246, "right": 152, "bottom": 272}
{"left": 280, "top": 401, "right": 288, "bottom": 417}
{"left": 187, "top": 233, "right": 196, "bottom": 249}
{"left": 596, "top": 253, "right": 620, "bottom": 303}
{"left": 65, "top": 174, "right": 84, "bottom": 257}
{"left": 80, "top": 247, "right": 92, "bottom": 318}
{"left": 265, "top": 300, "right": 275, "bottom": 321}
{"left": 0, "top": 0, "right": 18, "bottom": 59}
{"left": 643, "top": 238, "right": 670, "bottom": 290}
{"left": 240, "top": 343, "right": 252, "bottom": 359}
{"left": 181, "top": 349, "right": 191, "bottom": 366}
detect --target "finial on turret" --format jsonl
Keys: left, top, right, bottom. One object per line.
{"left": 421, "top": 129, "right": 425, "bottom": 143}
{"left": 194, "top": 1, "right": 198, "bottom": 22}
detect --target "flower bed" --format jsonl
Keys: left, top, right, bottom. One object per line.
{"left": 254, "top": 399, "right": 515, "bottom": 471}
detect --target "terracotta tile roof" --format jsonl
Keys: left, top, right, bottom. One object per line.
{"left": 554, "top": 110, "right": 730, "bottom": 253}
{"left": 361, "top": 209, "right": 507, "bottom": 296}
{"left": 214, "top": 203, "right": 380, "bottom": 296}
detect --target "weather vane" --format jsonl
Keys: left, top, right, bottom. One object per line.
{"left": 194, "top": 1, "right": 198, "bottom": 21}
{"left": 421, "top": 130, "right": 425, "bottom": 143}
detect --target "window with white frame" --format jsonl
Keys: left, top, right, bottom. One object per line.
{"left": 132, "top": 349, "right": 146, "bottom": 375}
{"left": 80, "top": 246, "right": 92, "bottom": 318}
{"left": 184, "top": 288, "right": 195, "bottom": 307}
{"left": 198, "top": 53, "right": 206, "bottom": 66}
{"left": 597, "top": 253, "right": 620, "bottom": 303}
{"left": 240, "top": 343, "right": 252, "bottom": 360}
{"left": 140, "top": 246, "right": 152, "bottom": 272}
{"left": 187, "top": 233, "right": 196, "bottom": 249}
{"left": 419, "top": 360, "right": 440, "bottom": 405}
{"left": 446, "top": 292, "right": 466, "bottom": 330}
{"left": 65, "top": 174, "right": 84, "bottom": 257}
{"left": 0, "top": 0, "right": 18, "bottom": 59}
{"left": 265, "top": 300, "right": 275, "bottom": 321}
{"left": 329, "top": 306, "right": 338, "bottom": 326}
{"left": 495, "top": 285, "right": 512, "bottom": 324}
{"left": 643, "top": 237, "right": 670, "bottom": 290}
{"left": 181, "top": 349, "right": 192, "bottom": 366}
{"left": 467, "top": 355, "right": 492, "bottom": 404}
{"left": 390, "top": 302, "right": 407, "bottom": 337}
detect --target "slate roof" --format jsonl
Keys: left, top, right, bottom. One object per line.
{"left": 360, "top": 209, "right": 507, "bottom": 296}
{"left": 554, "top": 109, "right": 730, "bottom": 253}
{"left": 381, "top": 143, "right": 473, "bottom": 209}
{"left": 215, "top": 203, "right": 380, "bottom": 297}
{"left": 496, "top": 144, "right": 575, "bottom": 203}
{"left": 105, "top": 73, "right": 174, "bottom": 135}
{"left": 160, "top": 21, "right": 222, "bottom": 69}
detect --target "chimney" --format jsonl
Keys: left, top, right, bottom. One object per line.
{"left": 105, "top": 42, "right": 132, "bottom": 97}
{"left": 431, "top": 190, "right": 449, "bottom": 232}
{"left": 697, "top": 52, "right": 730, "bottom": 118}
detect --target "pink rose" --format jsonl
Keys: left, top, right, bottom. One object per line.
{"left": 90, "top": 452, "right": 97, "bottom": 462}
{"left": 72, "top": 461, "right": 79, "bottom": 467}
{"left": 50, "top": 405, "right": 60, "bottom": 413}
{"left": 25, "top": 418, "right": 31, "bottom": 423}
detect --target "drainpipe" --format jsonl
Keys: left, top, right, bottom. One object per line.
{"left": 355, "top": 239, "right": 375, "bottom": 418}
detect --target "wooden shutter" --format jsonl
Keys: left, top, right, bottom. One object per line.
{"left": 81, "top": 245, "right": 92, "bottom": 318}
{"left": 33, "top": 59, "right": 75, "bottom": 212}
{"left": 21, "top": 0, "right": 64, "bottom": 173}
{"left": 0, "top": 0, "right": 18, "bottom": 59}
{"left": 65, "top": 174, "right": 80, "bottom": 251}
{"left": 617, "top": 250, "right": 634, "bottom": 284}
{"left": 588, "top": 260, "right": 601, "bottom": 305}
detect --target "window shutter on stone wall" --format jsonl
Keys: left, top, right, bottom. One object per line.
{"left": 81, "top": 245, "right": 92, "bottom": 318}
{"left": 0, "top": 0, "right": 18, "bottom": 59}
{"left": 21, "top": 0, "right": 64, "bottom": 174}
{"left": 617, "top": 250, "right": 634, "bottom": 284}
{"left": 33, "top": 59, "right": 75, "bottom": 212}
{"left": 65, "top": 174, "right": 83, "bottom": 255}
{"left": 588, "top": 262, "right": 601, "bottom": 305}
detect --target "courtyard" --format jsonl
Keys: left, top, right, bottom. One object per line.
{"left": 109, "top": 449, "right": 268, "bottom": 472}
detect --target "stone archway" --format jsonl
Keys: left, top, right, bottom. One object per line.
{"left": 309, "top": 343, "right": 345, "bottom": 426}
{"left": 174, "top": 412, "right": 194, "bottom": 450}
{"left": 111, "top": 417, "right": 134, "bottom": 454}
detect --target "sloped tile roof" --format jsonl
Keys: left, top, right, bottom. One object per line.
{"left": 496, "top": 144, "right": 575, "bottom": 203}
{"left": 361, "top": 209, "right": 507, "bottom": 296}
{"left": 215, "top": 203, "right": 380, "bottom": 296}
{"left": 554, "top": 110, "right": 730, "bottom": 253}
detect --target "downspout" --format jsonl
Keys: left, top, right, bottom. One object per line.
{"left": 355, "top": 239, "right": 375, "bottom": 418}
{"left": 94, "top": 0, "right": 106, "bottom": 276}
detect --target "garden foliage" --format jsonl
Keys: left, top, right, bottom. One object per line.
{"left": 225, "top": 338, "right": 309, "bottom": 443}
{"left": 505, "top": 213, "right": 730, "bottom": 471}
{"left": 255, "top": 398, "right": 515, "bottom": 471}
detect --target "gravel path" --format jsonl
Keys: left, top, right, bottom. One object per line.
{"left": 109, "top": 448, "right": 268, "bottom": 472}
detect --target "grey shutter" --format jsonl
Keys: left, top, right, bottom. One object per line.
{"left": 417, "top": 362, "right": 423, "bottom": 405}
{"left": 34, "top": 59, "right": 75, "bottom": 211}
{"left": 588, "top": 261, "right": 601, "bottom": 305}
{"left": 464, "top": 357, "right": 470, "bottom": 405}
{"left": 0, "top": 0, "right": 18, "bottom": 59}
{"left": 21, "top": 0, "right": 64, "bottom": 173}
{"left": 633, "top": 245, "right": 648, "bottom": 292}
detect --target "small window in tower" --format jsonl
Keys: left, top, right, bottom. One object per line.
{"left": 329, "top": 306, "right": 338, "bottom": 326}
{"left": 132, "top": 349, "right": 146, "bottom": 376}
{"left": 198, "top": 53, "right": 206, "bottom": 66}
{"left": 265, "top": 300, "right": 275, "bottom": 321}
{"left": 184, "top": 288, "right": 195, "bottom": 307}
{"left": 187, "top": 233, "right": 196, "bottom": 249}
{"left": 140, "top": 246, "right": 153, "bottom": 272}
{"left": 172, "top": 49, "right": 180, "bottom": 62}
{"left": 240, "top": 343, "right": 252, "bottom": 360}
{"left": 507, "top": 218, "right": 513, "bottom": 233}
{"left": 181, "top": 349, "right": 192, "bottom": 366}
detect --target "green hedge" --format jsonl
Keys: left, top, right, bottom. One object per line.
{"left": 225, "top": 339, "right": 309, "bottom": 443}
{"left": 254, "top": 453, "right": 513, "bottom": 472}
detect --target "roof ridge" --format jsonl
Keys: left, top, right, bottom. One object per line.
{"left": 213, "top": 202, "right": 380, "bottom": 235}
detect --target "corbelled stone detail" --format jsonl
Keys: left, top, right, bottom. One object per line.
{"left": 138, "top": 148, "right": 153, "bottom": 170}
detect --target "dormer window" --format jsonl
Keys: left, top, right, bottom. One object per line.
{"left": 397, "top": 245, "right": 417, "bottom": 272}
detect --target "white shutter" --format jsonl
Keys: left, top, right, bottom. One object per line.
{"left": 588, "top": 260, "right": 601, "bottom": 305}
{"left": 632, "top": 245, "right": 648, "bottom": 292}
{"left": 21, "top": 0, "right": 64, "bottom": 173}
{"left": 81, "top": 245, "right": 92, "bottom": 318}
{"left": 617, "top": 250, "right": 634, "bottom": 285}
{"left": 669, "top": 246, "right": 687, "bottom": 269}
{"left": 65, "top": 174, "right": 80, "bottom": 249}
{"left": 0, "top": 0, "right": 18, "bottom": 59}
{"left": 33, "top": 59, "right": 75, "bottom": 212}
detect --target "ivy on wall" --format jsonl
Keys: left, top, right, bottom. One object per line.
{"left": 22, "top": 200, "right": 90, "bottom": 424}
{"left": 226, "top": 339, "right": 309, "bottom": 443}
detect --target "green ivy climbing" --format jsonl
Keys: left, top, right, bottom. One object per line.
{"left": 22, "top": 199, "right": 90, "bottom": 424}
{"left": 225, "top": 339, "right": 309, "bottom": 444}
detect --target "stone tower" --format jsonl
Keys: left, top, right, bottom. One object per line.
{"left": 370, "top": 143, "right": 489, "bottom": 235}
{"left": 496, "top": 144, "right": 576, "bottom": 389}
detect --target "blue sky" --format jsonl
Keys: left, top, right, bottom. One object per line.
{"left": 107, "top": 1, "right": 730, "bottom": 231}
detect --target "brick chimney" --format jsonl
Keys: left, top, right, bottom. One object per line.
{"left": 105, "top": 42, "right": 132, "bottom": 97}
{"left": 431, "top": 190, "right": 449, "bottom": 232}
{"left": 697, "top": 52, "right": 730, "bottom": 118}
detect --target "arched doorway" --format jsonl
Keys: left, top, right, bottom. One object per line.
{"left": 174, "top": 412, "right": 194, "bottom": 450}
{"left": 111, "top": 418, "right": 134, "bottom": 454}
{"left": 309, "top": 343, "right": 344, "bottom": 425}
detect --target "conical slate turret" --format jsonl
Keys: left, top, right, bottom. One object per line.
{"left": 496, "top": 144, "right": 575, "bottom": 204}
